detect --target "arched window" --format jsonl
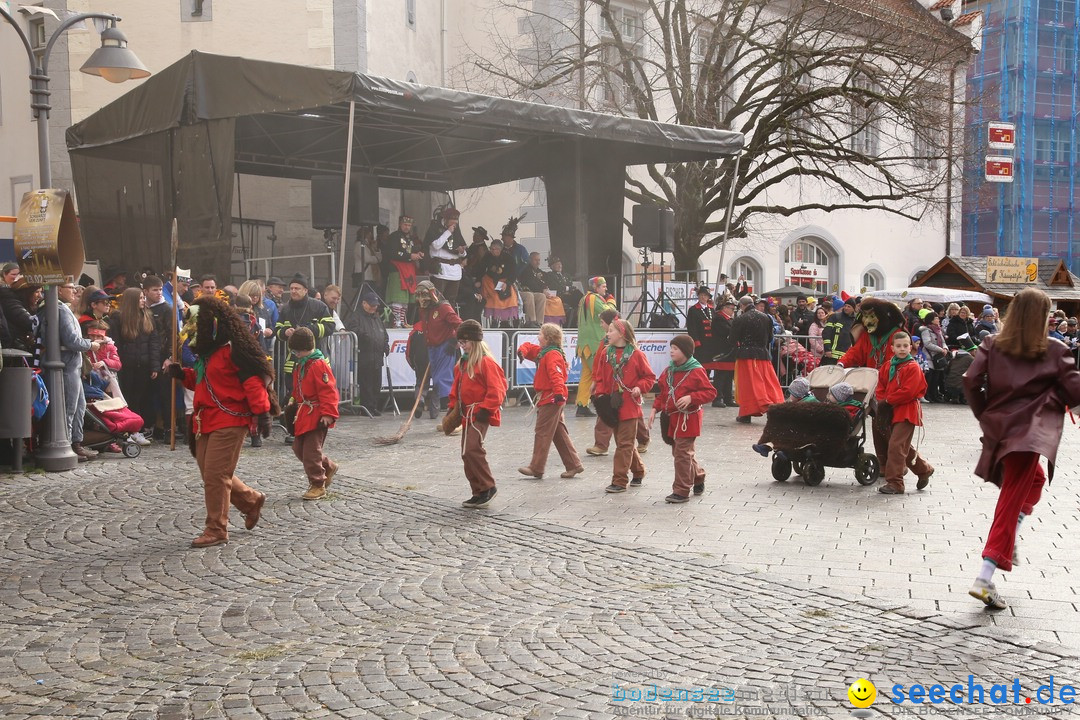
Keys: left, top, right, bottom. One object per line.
{"left": 729, "top": 257, "right": 761, "bottom": 294}
{"left": 862, "top": 269, "right": 884, "bottom": 293}
{"left": 910, "top": 269, "right": 927, "bottom": 285}
{"left": 782, "top": 237, "right": 833, "bottom": 294}
{"left": 406, "top": 71, "right": 419, "bottom": 84}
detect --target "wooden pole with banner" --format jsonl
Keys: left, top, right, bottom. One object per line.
{"left": 169, "top": 218, "right": 180, "bottom": 451}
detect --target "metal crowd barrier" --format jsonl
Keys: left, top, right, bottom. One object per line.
{"left": 770, "top": 332, "right": 826, "bottom": 390}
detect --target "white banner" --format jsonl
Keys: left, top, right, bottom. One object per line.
{"left": 512, "top": 330, "right": 682, "bottom": 387}
{"left": 383, "top": 329, "right": 506, "bottom": 388}
{"left": 644, "top": 280, "right": 696, "bottom": 317}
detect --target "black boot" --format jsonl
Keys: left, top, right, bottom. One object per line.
{"left": 427, "top": 392, "right": 439, "bottom": 419}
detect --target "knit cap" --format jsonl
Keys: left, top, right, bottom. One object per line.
{"left": 788, "top": 377, "right": 811, "bottom": 399}
{"left": 830, "top": 383, "right": 854, "bottom": 403}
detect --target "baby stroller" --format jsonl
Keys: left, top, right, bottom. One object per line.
{"left": 755, "top": 366, "right": 880, "bottom": 487}
{"left": 83, "top": 396, "right": 144, "bottom": 458}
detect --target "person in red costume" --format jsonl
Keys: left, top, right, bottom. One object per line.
{"left": 594, "top": 318, "right": 657, "bottom": 494}
{"left": 413, "top": 280, "right": 463, "bottom": 419}
{"left": 449, "top": 320, "right": 508, "bottom": 509}
{"left": 649, "top": 334, "right": 717, "bottom": 503}
{"left": 516, "top": 323, "right": 584, "bottom": 479}
{"left": 587, "top": 309, "right": 650, "bottom": 457}
{"left": 287, "top": 327, "right": 340, "bottom": 501}
{"left": 167, "top": 296, "right": 278, "bottom": 548}
{"left": 875, "top": 332, "right": 934, "bottom": 495}
{"left": 837, "top": 297, "right": 906, "bottom": 469}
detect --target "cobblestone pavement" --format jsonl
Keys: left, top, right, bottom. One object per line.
{"left": 1, "top": 401, "right": 1079, "bottom": 719}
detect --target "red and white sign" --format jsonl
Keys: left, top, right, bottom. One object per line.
{"left": 988, "top": 122, "right": 1016, "bottom": 150}
{"left": 985, "top": 156, "right": 1014, "bottom": 183}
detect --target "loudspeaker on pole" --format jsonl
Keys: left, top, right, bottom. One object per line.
{"left": 311, "top": 174, "right": 380, "bottom": 229}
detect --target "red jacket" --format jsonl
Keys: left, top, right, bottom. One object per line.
{"left": 518, "top": 342, "right": 568, "bottom": 405}
{"left": 652, "top": 364, "right": 716, "bottom": 438}
{"left": 839, "top": 328, "right": 902, "bottom": 369}
{"left": 89, "top": 341, "right": 122, "bottom": 371}
{"left": 449, "top": 355, "right": 507, "bottom": 426}
{"left": 418, "top": 301, "right": 463, "bottom": 346}
{"left": 291, "top": 355, "right": 340, "bottom": 436}
{"left": 594, "top": 345, "right": 655, "bottom": 422}
{"left": 876, "top": 357, "right": 925, "bottom": 426}
{"left": 182, "top": 344, "right": 271, "bottom": 435}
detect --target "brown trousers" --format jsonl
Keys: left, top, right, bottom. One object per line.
{"left": 461, "top": 420, "right": 496, "bottom": 495}
{"left": 612, "top": 418, "right": 645, "bottom": 487}
{"left": 526, "top": 403, "right": 582, "bottom": 474}
{"left": 883, "top": 420, "right": 933, "bottom": 490}
{"left": 672, "top": 436, "right": 705, "bottom": 496}
{"left": 195, "top": 425, "right": 262, "bottom": 540}
{"left": 594, "top": 415, "right": 650, "bottom": 450}
{"left": 293, "top": 425, "right": 331, "bottom": 487}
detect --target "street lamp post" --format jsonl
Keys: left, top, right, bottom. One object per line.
{"left": 1, "top": 7, "right": 148, "bottom": 472}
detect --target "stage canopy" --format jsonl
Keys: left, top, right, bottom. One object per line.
{"left": 66, "top": 51, "right": 743, "bottom": 278}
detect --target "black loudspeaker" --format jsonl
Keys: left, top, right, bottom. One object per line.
{"left": 631, "top": 204, "right": 674, "bottom": 252}
{"left": 311, "top": 174, "right": 380, "bottom": 229}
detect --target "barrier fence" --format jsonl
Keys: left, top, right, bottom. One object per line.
{"left": 269, "top": 327, "right": 825, "bottom": 409}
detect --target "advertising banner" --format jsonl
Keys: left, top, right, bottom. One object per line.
{"left": 513, "top": 330, "right": 682, "bottom": 387}
{"left": 383, "top": 329, "right": 505, "bottom": 389}
{"left": 13, "top": 189, "right": 84, "bottom": 284}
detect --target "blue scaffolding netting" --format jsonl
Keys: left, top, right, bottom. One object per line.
{"left": 962, "top": 0, "right": 1080, "bottom": 271}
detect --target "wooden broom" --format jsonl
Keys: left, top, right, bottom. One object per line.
{"left": 374, "top": 364, "right": 430, "bottom": 445}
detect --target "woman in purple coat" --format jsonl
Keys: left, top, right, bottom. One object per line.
{"left": 963, "top": 288, "right": 1080, "bottom": 610}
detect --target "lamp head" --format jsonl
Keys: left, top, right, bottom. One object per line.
{"left": 79, "top": 22, "right": 150, "bottom": 83}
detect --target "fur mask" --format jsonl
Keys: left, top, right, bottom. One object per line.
{"left": 855, "top": 298, "right": 904, "bottom": 338}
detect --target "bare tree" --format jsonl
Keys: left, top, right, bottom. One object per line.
{"left": 456, "top": 0, "right": 974, "bottom": 270}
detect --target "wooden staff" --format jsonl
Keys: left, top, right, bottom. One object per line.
{"left": 169, "top": 218, "right": 180, "bottom": 451}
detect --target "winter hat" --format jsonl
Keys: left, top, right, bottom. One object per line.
{"left": 982, "top": 308, "right": 995, "bottom": 318}
{"left": 266, "top": 276, "right": 285, "bottom": 288}
{"left": 415, "top": 280, "right": 437, "bottom": 297}
{"left": 788, "top": 377, "right": 811, "bottom": 399}
{"left": 832, "top": 297, "right": 845, "bottom": 311}
{"left": 829, "top": 382, "right": 854, "bottom": 403}
{"left": 287, "top": 326, "right": 316, "bottom": 352}
{"left": 671, "top": 334, "right": 696, "bottom": 360}
{"left": 86, "top": 289, "right": 111, "bottom": 304}
{"left": 360, "top": 290, "right": 380, "bottom": 305}
{"left": 456, "top": 319, "right": 484, "bottom": 342}
{"left": 845, "top": 297, "right": 858, "bottom": 309}
{"left": 290, "top": 273, "right": 309, "bottom": 289}
{"left": 918, "top": 308, "right": 934, "bottom": 320}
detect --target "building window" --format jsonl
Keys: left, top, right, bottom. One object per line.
{"left": 913, "top": 130, "right": 934, "bottom": 170}
{"left": 599, "top": 3, "right": 645, "bottom": 107}
{"left": 182, "top": 0, "right": 211, "bottom": 22}
{"left": 407, "top": 0, "right": 416, "bottom": 29}
{"left": 29, "top": 17, "right": 45, "bottom": 69}
{"left": 849, "top": 75, "right": 878, "bottom": 156}
{"left": 862, "top": 269, "right": 883, "bottom": 293}
{"left": 783, "top": 238, "right": 832, "bottom": 294}
{"left": 730, "top": 258, "right": 760, "bottom": 293}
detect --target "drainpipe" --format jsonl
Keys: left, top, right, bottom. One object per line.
{"left": 945, "top": 61, "right": 957, "bottom": 257}
{"left": 441, "top": 0, "right": 447, "bottom": 86}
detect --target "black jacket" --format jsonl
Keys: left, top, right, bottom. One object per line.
{"left": 520, "top": 265, "right": 548, "bottom": 293}
{"left": 686, "top": 303, "right": 725, "bottom": 363}
{"left": 110, "top": 312, "right": 161, "bottom": 370}
{"left": 347, "top": 309, "right": 389, "bottom": 357}
{"left": 732, "top": 309, "right": 774, "bottom": 361}
{"left": 946, "top": 316, "right": 977, "bottom": 349}
{"left": 0, "top": 286, "right": 36, "bottom": 353}
{"left": 275, "top": 297, "right": 336, "bottom": 343}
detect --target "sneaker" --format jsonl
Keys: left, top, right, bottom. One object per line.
{"left": 105, "top": 443, "right": 123, "bottom": 454}
{"left": 575, "top": 406, "right": 595, "bottom": 418}
{"left": 586, "top": 445, "right": 608, "bottom": 456}
{"left": 1012, "top": 545, "right": 1021, "bottom": 567}
{"left": 605, "top": 484, "right": 627, "bottom": 493}
{"left": 968, "top": 578, "right": 1008, "bottom": 610}
{"left": 302, "top": 485, "right": 327, "bottom": 501}
{"left": 693, "top": 481, "right": 705, "bottom": 495}
{"left": 473, "top": 487, "right": 497, "bottom": 508}
{"left": 735, "top": 415, "right": 752, "bottom": 424}
{"left": 630, "top": 476, "right": 643, "bottom": 487}
{"left": 637, "top": 441, "right": 649, "bottom": 455}
{"left": 560, "top": 467, "right": 585, "bottom": 479}
{"left": 916, "top": 468, "right": 934, "bottom": 490}
{"left": 518, "top": 467, "right": 543, "bottom": 479}
{"left": 752, "top": 443, "right": 771, "bottom": 457}
{"left": 461, "top": 494, "right": 484, "bottom": 508}
{"left": 665, "top": 493, "right": 689, "bottom": 504}
{"left": 284, "top": 434, "right": 295, "bottom": 444}
{"left": 131, "top": 432, "right": 151, "bottom": 446}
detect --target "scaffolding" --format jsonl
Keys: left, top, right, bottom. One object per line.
{"left": 962, "top": 0, "right": 1080, "bottom": 271}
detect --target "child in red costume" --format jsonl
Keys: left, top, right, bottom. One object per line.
{"left": 516, "top": 323, "right": 584, "bottom": 479}
{"left": 587, "top": 310, "right": 650, "bottom": 457}
{"left": 594, "top": 318, "right": 656, "bottom": 493}
{"left": 288, "top": 327, "right": 340, "bottom": 500}
{"left": 449, "top": 319, "right": 507, "bottom": 508}
{"left": 649, "top": 334, "right": 717, "bottom": 503}
{"left": 876, "top": 332, "right": 934, "bottom": 494}
{"left": 167, "top": 296, "right": 276, "bottom": 548}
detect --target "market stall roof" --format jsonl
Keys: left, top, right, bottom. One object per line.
{"left": 759, "top": 285, "right": 820, "bottom": 300}
{"left": 913, "top": 256, "right": 1080, "bottom": 303}
{"left": 863, "top": 286, "right": 992, "bottom": 305}
{"left": 66, "top": 51, "right": 744, "bottom": 190}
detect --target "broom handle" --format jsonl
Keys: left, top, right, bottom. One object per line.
{"left": 408, "top": 365, "right": 431, "bottom": 417}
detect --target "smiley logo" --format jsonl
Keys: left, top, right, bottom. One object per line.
{"left": 848, "top": 678, "right": 876, "bottom": 708}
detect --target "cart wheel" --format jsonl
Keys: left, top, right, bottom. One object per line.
{"left": 854, "top": 453, "right": 880, "bottom": 485}
{"left": 802, "top": 459, "right": 825, "bottom": 486}
{"left": 771, "top": 455, "right": 792, "bottom": 481}
{"left": 792, "top": 460, "right": 805, "bottom": 477}
{"left": 122, "top": 442, "right": 141, "bottom": 459}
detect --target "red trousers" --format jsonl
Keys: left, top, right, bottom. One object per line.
{"left": 983, "top": 452, "right": 1045, "bottom": 572}
{"left": 293, "top": 425, "right": 332, "bottom": 487}
{"left": 461, "top": 420, "right": 496, "bottom": 495}
{"left": 672, "top": 436, "right": 705, "bottom": 496}
{"left": 612, "top": 419, "right": 645, "bottom": 487}
{"left": 594, "top": 415, "right": 649, "bottom": 450}
{"left": 526, "top": 403, "right": 582, "bottom": 474}
{"left": 195, "top": 425, "right": 262, "bottom": 540}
